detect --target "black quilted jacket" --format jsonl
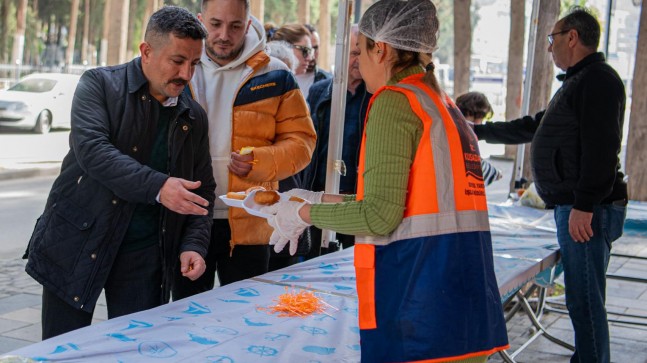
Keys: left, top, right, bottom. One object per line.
{"left": 24, "top": 58, "right": 215, "bottom": 312}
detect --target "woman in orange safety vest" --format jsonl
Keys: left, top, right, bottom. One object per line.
{"left": 261, "top": 1, "right": 509, "bottom": 362}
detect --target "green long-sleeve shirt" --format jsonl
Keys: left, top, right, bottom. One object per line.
{"left": 310, "top": 66, "right": 424, "bottom": 236}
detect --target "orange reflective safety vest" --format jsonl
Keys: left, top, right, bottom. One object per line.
{"left": 354, "top": 73, "right": 509, "bottom": 362}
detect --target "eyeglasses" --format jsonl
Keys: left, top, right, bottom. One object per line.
{"left": 547, "top": 29, "right": 571, "bottom": 45}
{"left": 292, "top": 44, "right": 313, "bottom": 58}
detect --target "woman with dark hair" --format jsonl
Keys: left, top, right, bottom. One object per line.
{"left": 262, "top": 1, "right": 509, "bottom": 361}
{"left": 456, "top": 91, "right": 494, "bottom": 124}
{"left": 271, "top": 24, "right": 315, "bottom": 97}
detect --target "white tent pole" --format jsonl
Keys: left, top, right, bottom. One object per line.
{"left": 321, "top": 0, "right": 353, "bottom": 249}
{"left": 514, "top": 0, "right": 540, "bottom": 188}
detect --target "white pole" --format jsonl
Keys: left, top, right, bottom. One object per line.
{"left": 321, "top": 0, "right": 353, "bottom": 249}
{"left": 514, "top": 0, "right": 540, "bottom": 188}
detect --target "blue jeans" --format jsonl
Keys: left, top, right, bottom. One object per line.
{"left": 554, "top": 204, "right": 626, "bottom": 363}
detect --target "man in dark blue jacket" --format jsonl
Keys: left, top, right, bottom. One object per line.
{"left": 474, "top": 8, "right": 626, "bottom": 363}
{"left": 24, "top": 6, "right": 216, "bottom": 339}
{"left": 302, "top": 24, "right": 371, "bottom": 255}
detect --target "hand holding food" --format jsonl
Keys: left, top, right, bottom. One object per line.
{"left": 229, "top": 147, "right": 255, "bottom": 177}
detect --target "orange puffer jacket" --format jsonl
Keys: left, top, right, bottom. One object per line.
{"left": 196, "top": 51, "right": 316, "bottom": 250}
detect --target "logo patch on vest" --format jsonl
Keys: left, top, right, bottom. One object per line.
{"left": 448, "top": 106, "right": 486, "bottom": 196}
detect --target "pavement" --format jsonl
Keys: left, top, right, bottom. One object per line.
{"left": 1, "top": 153, "right": 646, "bottom": 362}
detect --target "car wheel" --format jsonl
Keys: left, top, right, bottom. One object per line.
{"left": 34, "top": 110, "right": 52, "bottom": 134}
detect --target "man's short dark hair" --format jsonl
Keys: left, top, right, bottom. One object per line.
{"left": 145, "top": 6, "right": 207, "bottom": 46}
{"left": 560, "top": 6, "right": 600, "bottom": 50}
{"left": 202, "top": 0, "right": 249, "bottom": 13}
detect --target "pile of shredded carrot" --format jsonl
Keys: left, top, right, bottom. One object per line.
{"left": 259, "top": 287, "right": 335, "bottom": 318}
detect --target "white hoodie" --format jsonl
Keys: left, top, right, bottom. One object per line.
{"left": 190, "top": 16, "right": 268, "bottom": 219}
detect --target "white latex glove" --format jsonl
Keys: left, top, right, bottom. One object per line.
{"left": 260, "top": 200, "right": 311, "bottom": 255}
{"left": 284, "top": 188, "right": 324, "bottom": 204}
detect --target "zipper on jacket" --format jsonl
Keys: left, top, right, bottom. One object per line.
{"left": 227, "top": 65, "right": 257, "bottom": 257}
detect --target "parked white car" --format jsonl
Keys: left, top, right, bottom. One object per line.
{"left": 0, "top": 73, "right": 81, "bottom": 134}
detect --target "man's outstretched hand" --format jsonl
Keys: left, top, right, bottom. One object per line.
{"left": 160, "top": 177, "right": 209, "bottom": 215}
{"left": 180, "top": 251, "right": 206, "bottom": 281}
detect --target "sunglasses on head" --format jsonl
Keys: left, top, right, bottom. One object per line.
{"left": 292, "top": 44, "right": 313, "bottom": 58}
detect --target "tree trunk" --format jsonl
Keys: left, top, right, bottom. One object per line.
{"left": 106, "top": 0, "right": 130, "bottom": 65}
{"left": 12, "top": 0, "right": 28, "bottom": 70}
{"left": 81, "top": 0, "right": 90, "bottom": 64}
{"left": 504, "top": 0, "right": 525, "bottom": 160}
{"left": 143, "top": 0, "right": 154, "bottom": 42}
{"left": 298, "top": 0, "right": 310, "bottom": 25}
{"left": 626, "top": 3, "right": 647, "bottom": 201}
{"left": 30, "top": 0, "right": 41, "bottom": 66}
{"left": 125, "top": 0, "right": 138, "bottom": 60}
{"left": 0, "top": 0, "right": 9, "bottom": 63}
{"left": 66, "top": 0, "right": 81, "bottom": 66}
{"left": 318, "top": 0, "right": 331, "bottom": 72}
{"left": 453, "top": 0, "right": 471, "bottom": 98}
{"left": 513, "top": 0, "right": 559, "bottom": 189}
{"left": 100, "top": 0, "right": 111, "bottom": 65}
{"left": 250, "top": 0, "right": 264, "bottom": 22}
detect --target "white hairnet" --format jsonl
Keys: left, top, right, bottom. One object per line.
{"left": 358, "top": 0, "right": 439, "bottom": 54}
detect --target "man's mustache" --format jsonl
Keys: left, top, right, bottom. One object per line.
{"left": 169, "top": 79, "right": 188, "bottom": 86}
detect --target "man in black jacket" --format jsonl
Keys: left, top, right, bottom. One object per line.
{"left": 474, "top": 7, "right": 626, "bottom": 363}
{"left": 24, "top": 6, "right": 216, "bottom": 340}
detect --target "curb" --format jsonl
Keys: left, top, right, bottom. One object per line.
{"left": 0, "top": 165, "right": 61, "bottom": 181}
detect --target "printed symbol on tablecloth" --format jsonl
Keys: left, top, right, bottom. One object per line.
{"left": 236, "top": 287, "right": 260, "bottom": 297}
{"left": 303, "top": 346, "right": 336, "bottom": 355}
{"left": 217, "top": 298, "right": 250, "bottom": 303}
{"left": 346, "top": 344, "right": 361, "bottom": 351}
{"left": 349, "top": 326, "right": 360, "bottom": 334}
{"left": 319, "top": 262, "right": 339, "bottom": 275}
{"left": 138, "top": 341, "right": 177, "bottom": 358}
{"left": 246, "top": 345, "right": 278, "bottom": 357}
{"left": 341, "top": 276, "right": 356, "bottom": 282}
{"left": 313, "top": 313, "right": 336, "bottom": 322}
{"left": 264, "top": 332, "right": 290, "bottom": 341}
{"left": 206, "top": 356, "right": 234, "bottom": 363}
{"left": 188, "top": 333, "right": 219, "bottom": 345}
{"left": 300, "top": 326, "right": 327, "bottom": 336}
{"left": 333, "top": 284, "right": 354, "bottom": 291}
{"left": 184, "top": 301, "right": 211, "bottom": 315}
{"left": 244, "top": 317, "right": 272, "bottom": 326}
{"left": 204, "top": 326, "right": 239, "bottom": 336}
{"left": 343, "top": 307, "right": 359, "bottom": 316}
{"left": 49, "top": 343, "right": 80, "bottom": 354}
{"left": 106, "top": 333, "right": 136, "bottom": 342}
{"left": 280, "top": 274, "right": 301, "bottom": 281}
{"left": 121, "top": 320, "right": 153, "bottom": 330}
{"left": 164, "top": 316, "right": 182, "bottom": 321}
